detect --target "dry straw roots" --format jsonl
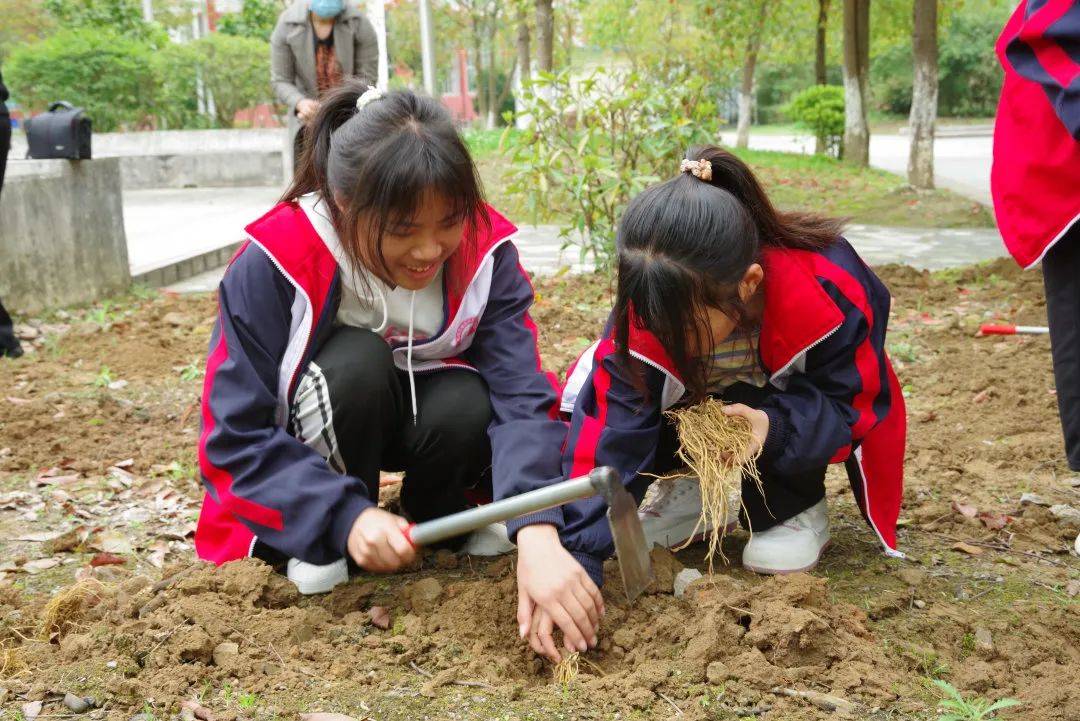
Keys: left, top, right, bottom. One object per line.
{"left": 664, "top": 397, "right": 764, "bottom": 571}
{"left": 552, "top": 652, "right": 580, "bottom": 687}
{"left": 38, "top": 579, "right": 104, "bottom": 641}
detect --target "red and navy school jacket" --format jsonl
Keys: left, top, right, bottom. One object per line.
{"left": 524, "top": 239, "right": 907, "bottom": 585}
{"left": 992, "top": 0, "right": 1080, "bottom": 268}
{"left": 195, "top": 199, "right": 566, "bottom": 565}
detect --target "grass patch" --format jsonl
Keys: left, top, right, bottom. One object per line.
{"left": 732, "top": 148, "right": 994, "bottom": 229}
{"left": 469, "top": 131, "right": 993, "bottom": 230}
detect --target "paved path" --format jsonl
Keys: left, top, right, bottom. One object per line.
{"left": 125, "top": 186, "right": 282, "bottom": 276}
{"left": 166, "top": 221, "right": 1005, "bottom": 294}
{"left": 722, "top": 131, "right": 993, "bottom": 207}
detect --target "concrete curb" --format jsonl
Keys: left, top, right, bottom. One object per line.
{"left": 132, "top": 241, "right": 242, "bottom": 289}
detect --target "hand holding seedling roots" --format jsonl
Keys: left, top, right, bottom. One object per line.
{"left": 664, "top": 398, "right": 764, "bottom": 571}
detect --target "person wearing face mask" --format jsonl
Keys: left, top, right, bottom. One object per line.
{"left": 271, "top": 0, "right": 379, "bottom": 173}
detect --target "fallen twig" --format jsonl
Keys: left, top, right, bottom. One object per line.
{"left": 918, "top": 530, "right": 1067, "bottom": 567}
{"left": 410, "top": 661, "right": 493, "bottom": 690}
{"left": 657, "top": 691, "right": 683, "bottom": 716}
{"left": 772, "top": 687, "right": 855, "bottom": 715}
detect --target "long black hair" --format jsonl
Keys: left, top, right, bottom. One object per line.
{"left": 283, "top": 80, "right": 488, "bottom": 292}
{"left": 614, "top": 145, "right": 845, "bottom": 401}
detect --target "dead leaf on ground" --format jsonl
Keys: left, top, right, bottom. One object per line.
{"left": 23, "top": 558, "right": 61, "bottom": 573}
{"left": 952, "top": 542, "right": 985, "bottom": 556}
{"left": 93, "top": 532, "right": 134, "bottom": 555}
{"left": 977, "top": 512, "right": 1011, "bottom": 530}
{"left": 22, "top": 701, "right": 43, "bottom": 721}
{"left": 951, "top": 499, "right": 978, "bottom": 518}
{"left": 368, "top": 606, "right": 391, "bottom": 630}
{"left": 89, "top": 553, "right": 126, "bottom": 567}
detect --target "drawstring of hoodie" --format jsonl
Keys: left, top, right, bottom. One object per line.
{"left": 406, "top": 290, "right": 418, "bottom": 426}
{"left": 371, "top": 279, "right": 390, "bottom": 335}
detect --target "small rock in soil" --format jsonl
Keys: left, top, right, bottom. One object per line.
{"left": 896, "top": 568, "right": 926, "bottom": 587}
{"left": 913, "top": 599, "right": 927, "bottom": 609}
{"left": 63, "top": 693, "right": 91, "bottom": 713}
{"left": 432, "top": 549, "right": 459, "bottom": 570}
{"left": 368, "top": 606, "right": 391, "bottom": 630}
{"left": 23, "top": 701, "right": 43, "bottom": 721}
{"left": 706, "top": 661, "right": 728, "bottom": 684}
{"left": 646, "top": 546, "right": 684, "bottom": 594}
{"left": 673, "top": 568, "right": 703, "bottom": 598}
{"left": 1020, "top": 492, "right": 1050, "bottom": 506}
{"left": 1049, "top": 504, "right": 1080, "bottom": 527}
{"left": 408, "top": 577, "right": 444, "bottom": 612}
{"left": 212, "top": 641, "right": 239, "bottom": 667}
{"left": 1066, "top": 579, "right": 1080, "bottom": 597}
{"left": 974, "top": 627, "right": 995, "bottom": 658}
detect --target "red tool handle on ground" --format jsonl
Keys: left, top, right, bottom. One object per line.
{"left": 979, "top": 323, "right": 1050, "bottom": 336}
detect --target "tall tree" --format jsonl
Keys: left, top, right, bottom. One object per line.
{"left": 516, "top": 3, "right": 531, "bottom": 85}
{"left": 814, "top": 0, "right": 830, "bottom": 85}
{"left": 535, "top": 0, "right": 553, "bottom": 72}
{"left": 907, "top": 0, "right": 937, "bottom": 189}
{"left": 841, "top": 0, "right": 870, "bottom": 166}
{"left": 735, "top": 0, "right": 771, "bottom": 149}
{"left": 812, "top": 0, "right": 832, "bottom": 154}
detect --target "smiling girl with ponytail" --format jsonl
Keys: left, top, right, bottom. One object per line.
{"left": 194, "top": 80, "right": 568, "bottom": 604}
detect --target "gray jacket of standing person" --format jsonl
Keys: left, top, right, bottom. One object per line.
{"left": 271, "top": 0, "right": 378, "bottom": 151}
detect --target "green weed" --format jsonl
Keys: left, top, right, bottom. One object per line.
{"left": 931, "top": 679, "right": 1020, "bottom": 720}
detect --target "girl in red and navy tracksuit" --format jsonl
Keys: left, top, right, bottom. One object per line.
{"left": 510, "top": 146, "right": 906, "bottom": 662}
{"left": 195, "top": 81, "right": 566, "bottom": 594}
{"left": 993, "top": 0, "right": 1080, "bottom": 470}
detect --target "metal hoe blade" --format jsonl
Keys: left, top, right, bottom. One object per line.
{"left": 606, "top": 484, "right": 654, "bottom": 602}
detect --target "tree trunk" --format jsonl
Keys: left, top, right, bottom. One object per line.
{"left": 907, "top": 0, "right": 938, "bottom": 189}
{"left": 815, "top": 0, "right": 830, "bottom": 85}
{"left": 517, "top": 4, "right": 531, "bottom": 85}
{"left": 485, "top": 15, "right": 498, "bottom": 129}
{"left": 535, "top": 0, "right": 554, "bottom": 73}
{"left": 472, "top": 15, "right": 487, "bottom": 127}
{"left": 814, "top": 0, "right": 831, "bottom": 154}
{"left": 841, "top": 0, "right": 870, "bottom": 166}
{"left": 736, "top": 1, "right": 770, "bottom": 149}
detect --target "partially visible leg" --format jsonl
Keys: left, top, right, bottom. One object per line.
{"left": 280, "top": 327, "right": 405, "bottom": 591}
{"left": 0, "top": 298, "right": 22, "bottom": 359}
{"left": 291, "top": 326, "right": 405, "bottom": 497}
{"left": 1042, "top": 231, "right": 1080, "bottom": 471}
{"left": 390, "top": 369, "right": 492, "bottom": 525}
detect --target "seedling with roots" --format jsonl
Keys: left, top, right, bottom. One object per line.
{"left": 932, "top": 680, "right": 1020, "bottom": 721}
{"left": 663, "top": 398, "right": 763, "bottom": 571}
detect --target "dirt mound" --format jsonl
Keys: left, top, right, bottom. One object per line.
{"left": 0, "top": 558, "right": 901, "bottom": 717}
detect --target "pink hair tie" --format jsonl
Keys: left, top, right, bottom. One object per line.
{"left": 680, "top": 158, "right": 713, "bottom": 182}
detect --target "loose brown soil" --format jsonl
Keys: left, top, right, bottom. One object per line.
{"left": 1, "top": 259, "right": 1078, "bottom": 720}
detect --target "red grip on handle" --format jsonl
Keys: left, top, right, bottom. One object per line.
{"left": 979, "top": 324, "right": 1016, "bottom": 336}
{"left": 403, "top": 523, "right": 418, "bottom": 549}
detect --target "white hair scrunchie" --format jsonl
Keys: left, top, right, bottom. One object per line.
{"left": 680, "top": 158, "right": 713, "bottom": 182}
{"left": 356, "top": 85, "right": 385, "bottom": 111}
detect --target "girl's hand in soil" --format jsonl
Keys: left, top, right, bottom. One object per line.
{"left": 347, "top": 507, "right": 416, "bottom": 573}
{"left": 721, "top": 403, "right": 769, "bottom": 455}
{"left": 516, "top": 524, "right": 604, "bottom": 663}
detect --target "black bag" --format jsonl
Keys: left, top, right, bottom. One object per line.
{"left": 25, "top": 101, "right": 92, "bottom": 160}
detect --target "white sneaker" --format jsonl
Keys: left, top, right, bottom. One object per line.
{"left": 741, "top": 499, "right": 830, "bottom": 574}
{"left": 639, "top": 475, "right": 739, "bottom": 550}
{"left": 461, "top": 522, "right": 515, "bottom": 556}
{"left": 286, "top": 558, "right": 349, "bottom": 595}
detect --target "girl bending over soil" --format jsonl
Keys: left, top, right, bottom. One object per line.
{"left": 194, "top": 80, "right": 566, "bottom": 595}
{"left": 513, "top": 146, "right": 906, "bottom": 662}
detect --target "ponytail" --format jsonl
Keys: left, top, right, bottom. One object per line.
{"left": 688, "top": 145, "right": 844, "bottom": 251}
